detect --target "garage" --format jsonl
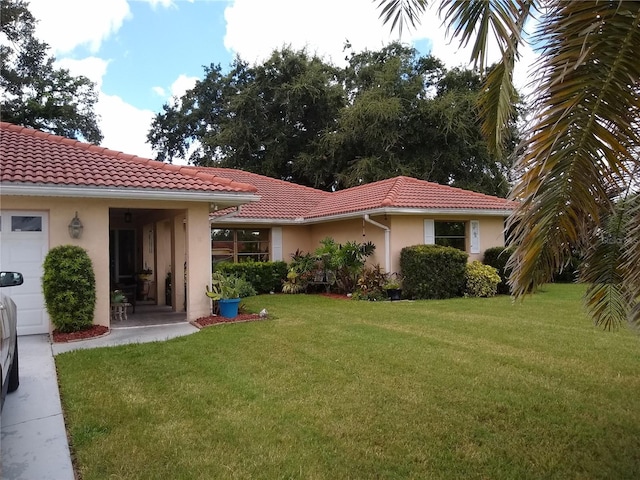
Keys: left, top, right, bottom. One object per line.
{"left": 0, "top": 211, "right": 49, "bottom": 335}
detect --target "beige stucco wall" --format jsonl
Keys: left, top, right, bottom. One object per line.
{"left": 1, "top": 195, "right": 213, "bottom": 329}
{"left": 308, "top": 217, "right": 388, "bottom": 269}
{"left": 389, "top": 215, "right": 507, "bottom": 272}
{"left": 281, "top": 225, "right": 313, "bottom": 261}
{"left": 276, "top": 214, "right": 506, "bottom": 273}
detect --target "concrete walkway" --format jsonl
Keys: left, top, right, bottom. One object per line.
{"left": 1, "top": 323, "right": 199, "bottom": 479}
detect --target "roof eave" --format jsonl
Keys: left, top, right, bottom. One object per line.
{"left": 0, "top": 183, "right": 261, "bottom": 204}
{"left": 211, "top": 206, "right": 515, "bottom": 225}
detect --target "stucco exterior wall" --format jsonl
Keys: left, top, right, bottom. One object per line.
{"left": 308, "top": 218, "right": 388, "bottom": 269}
{"left": 185, "top": 204, "right": 212, "bottom": 321}
{"left": 281, "top": 225, "right": 313, "bottom": 261}
{"left": 476, "top": 216, "right": 507, "bottom": 258}
{"left": 389, "top": 214, "right": 507, "bottom": 272}
{"left": 1, "top": 195, "right": 214, "bottom": 329}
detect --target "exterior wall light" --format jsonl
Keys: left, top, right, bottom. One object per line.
{"left": 68, "top": 211, "right": 84, "bottom": 239}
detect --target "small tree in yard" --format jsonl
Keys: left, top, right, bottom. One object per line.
{"left": 42, "top": 245, "right": 96, "bottom": 332}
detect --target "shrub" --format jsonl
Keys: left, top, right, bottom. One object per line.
{"left": 314, "top": 237, "right": 375, "bottom": 294}
{"left": 354, "top": 264, "right": 388, "bottom": 301}
{"left": 42, "top": 245, "right": 96, "bottom": 333}
{"left": 216, "top": 261, "right": 287, "bottom": 293}
{"left": 483, "top": 246, "right": 516, "bottom": 294}
{"left": 282, "top": 269, "right": 306, "bottom": 294}
{"left": 400, "top": 245, "right": 468, "bottom": 299}
{"left": 464, "top": 261, "right": 501, "bottom": 297}
{"left": 287, "top": 239, "right": 376, "bottom": 294}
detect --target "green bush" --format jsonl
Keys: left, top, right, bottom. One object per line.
{"left": 216, "top": 261, "right": 287, "bottom": 293}
{"left": 400, "top": 245, "right": 468, "bottom": 299}
{"left": 483, "top": 246, "right": 516, "bottom": 294}
{"left": 42, "top": 245, "right": 96, "bottom": 333}
{"left": 354, "top": 264, "right": 388, "bottom": 301}
{"left": 464, "top": 261, "right": 501, "bottom": 297}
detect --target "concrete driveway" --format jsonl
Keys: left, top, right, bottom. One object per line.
{"left": 1, "top": 323, "right": 199, "bottom": 480}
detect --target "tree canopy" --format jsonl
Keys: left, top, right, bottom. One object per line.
{"left": 0, "top": 0, "right": 102, "bottom": 143}
{"left": 377, "top": 0, "right": 640, "bottom": 328}
{"left": 148, "top": 42, "right": 517, "bottom": 196}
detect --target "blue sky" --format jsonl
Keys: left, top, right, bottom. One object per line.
{"left": 25, "top": 0, "right": 536, "bottom": 163}
{"left": 99, "top": 0, "right": 232, "bottom": 112}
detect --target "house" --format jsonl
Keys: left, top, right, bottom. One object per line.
{"left": 1, "top": 122, "right": 515, "bottom": 335}
{"left": 190, "top": 167, "right": 516, "bottom": 274}
{"left": 0, "top": 122, "right": 259, "bottom": 335}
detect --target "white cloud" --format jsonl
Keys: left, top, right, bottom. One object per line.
{"left": 170, "top": 74, "right": 199, "bottom": 99}
{"left": 28, "top": 0, "right": 130, "bottom": 55}
{"left": 96, "top": 93, "right": 156, "bottom": 160}
{"left": 224, "top": 0, "right": 394, "bottom": 66}
{"left": 224, "top": 0, "right": 537, "bottom": 95}
{"left": 54, "top": 57, "right": 110, "bottom": 90}
{"left": 152, "top": 86, "right": 167, "bottom": 97}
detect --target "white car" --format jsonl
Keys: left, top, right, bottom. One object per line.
{"left": 1, "top": 271, "right": 23, "bottom": 410}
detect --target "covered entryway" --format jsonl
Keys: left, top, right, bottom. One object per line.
{"left": 0, "top": 210, "right": 49, "bottom": 335}
{"left": 108, "top": 207, "right": 189, "bottom": 326}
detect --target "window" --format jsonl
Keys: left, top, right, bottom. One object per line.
{"left": 435, "top": 221, "right": 466, "bottom": 251}
{"left": 212, "top": 228, "right": 270, "bottom": 265}
{"left": 11, "top": 215, "right": 42, "bottom": 232}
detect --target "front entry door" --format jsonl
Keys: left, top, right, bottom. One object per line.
{"left": 110, "top": 229, "right": 136, "bottom": 285}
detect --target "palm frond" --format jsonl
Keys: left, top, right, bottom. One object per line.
{"left": 376, "top": 0, "right": 429, "bottom": 38}
{"left": 478, "top": 57, "right": 518, "bottom": 158}
{"left": 439, "top": 0, "right": 528, "bottom": 70}
{"left": 508, "top": 2, "right": 640, "bottom": 303}
{"left": 581, "top": 196, "right": 636, "bottom": 329}
{"left": 623, "top": 193, "right": 640, "bottom": 327}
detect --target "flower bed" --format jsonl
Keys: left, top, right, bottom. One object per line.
{"left": 52, "top": 325, "right": 109, "bottom": 343}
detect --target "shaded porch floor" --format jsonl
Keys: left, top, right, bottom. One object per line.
{"left": 112, "top": 302, "right": 188, "bottom": 328}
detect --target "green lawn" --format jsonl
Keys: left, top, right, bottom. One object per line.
{"left": 55, "top": 284, "right": 640, "bottom": 479}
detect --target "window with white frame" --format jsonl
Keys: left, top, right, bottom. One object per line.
{"left": 435, "top": 221, "right": 466, "bottom": 250}
{"left": 424, "top": 220, "right": 470, "bottom": 252}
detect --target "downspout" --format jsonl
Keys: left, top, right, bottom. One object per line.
{"left": 363, "top": 214, "right": 390, "bottom": 273}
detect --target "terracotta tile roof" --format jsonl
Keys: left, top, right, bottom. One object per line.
{"left": 188, "top": 167, "right": 329, "bottom": 219}
{"left": 0, "top": 122, "right": 257, "bottom": 194}
{"left": 194, "top": 168, "right": 516, "bottom": 222}
{"left": 306, "top": 176, "right": 517, "bottom": 218}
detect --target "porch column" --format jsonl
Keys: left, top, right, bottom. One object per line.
{"left": 184, "top": 204, "right": 212, "bottom": 321}
{"left": 172, "top": 213, "right": 186, "bottom": 312}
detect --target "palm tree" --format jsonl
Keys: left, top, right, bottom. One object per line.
{"left": 376, "top": 0, "right": 640, "bottom": 328}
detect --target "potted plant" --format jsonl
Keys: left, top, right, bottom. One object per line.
{"left": 205, "top": 272, "right": 243, "bottom": 318}
{"left": 110, "top": 290, "right": 126, "bottom": 304}
{"left": 383, "top": 273, "right": 403, "bottom": 301}
{"left": 137, "top": 267, "right": 153, "bottom": 281}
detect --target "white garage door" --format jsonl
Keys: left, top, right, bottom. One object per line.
{"left": 0, "top": 211, "right": 49, "bottom": 335}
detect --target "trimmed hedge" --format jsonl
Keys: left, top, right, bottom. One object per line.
{"left": 483, "top": 246, "right": 516, "bottom": 294}
{"left": 42, "top": 245, "right": 96, "bottom": 333}
{"left": 400, "top": 245, "right": 468, "bottom": 299}
{"left": 464, "top": 261, "right": 501, "bottom": 297}
{"left": 215, "top": 261, "right": 288, "bottom": 294}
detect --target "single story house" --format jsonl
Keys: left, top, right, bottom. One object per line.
{"left": 0, "top": 122, "right": 260, "bottom": 335}
{"left": 1, "top": 122, "right": 515, "bottom": 335}
{"left": 191, "top": 167, "right": 516, "bottom": 274}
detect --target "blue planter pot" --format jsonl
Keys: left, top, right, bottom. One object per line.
{"left": 218, "top": 298, "right": 241, "bottom": 318}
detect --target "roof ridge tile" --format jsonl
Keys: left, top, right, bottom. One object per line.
{"left": 381, "top": 176, "right": 404, "bottom": 206}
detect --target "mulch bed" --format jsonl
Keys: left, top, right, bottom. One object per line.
{"left": 52, "top": 325, "right": 110, "bottom": 343}
{"left": 318, "top": 292, "right": 351, "bottom": 300}
{"left": 192, "top": 313, "right": 266, "bottom": 328}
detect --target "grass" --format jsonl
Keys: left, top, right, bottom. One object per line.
{"left": 55, "top": 284, "right": 640, "bottom": 479}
